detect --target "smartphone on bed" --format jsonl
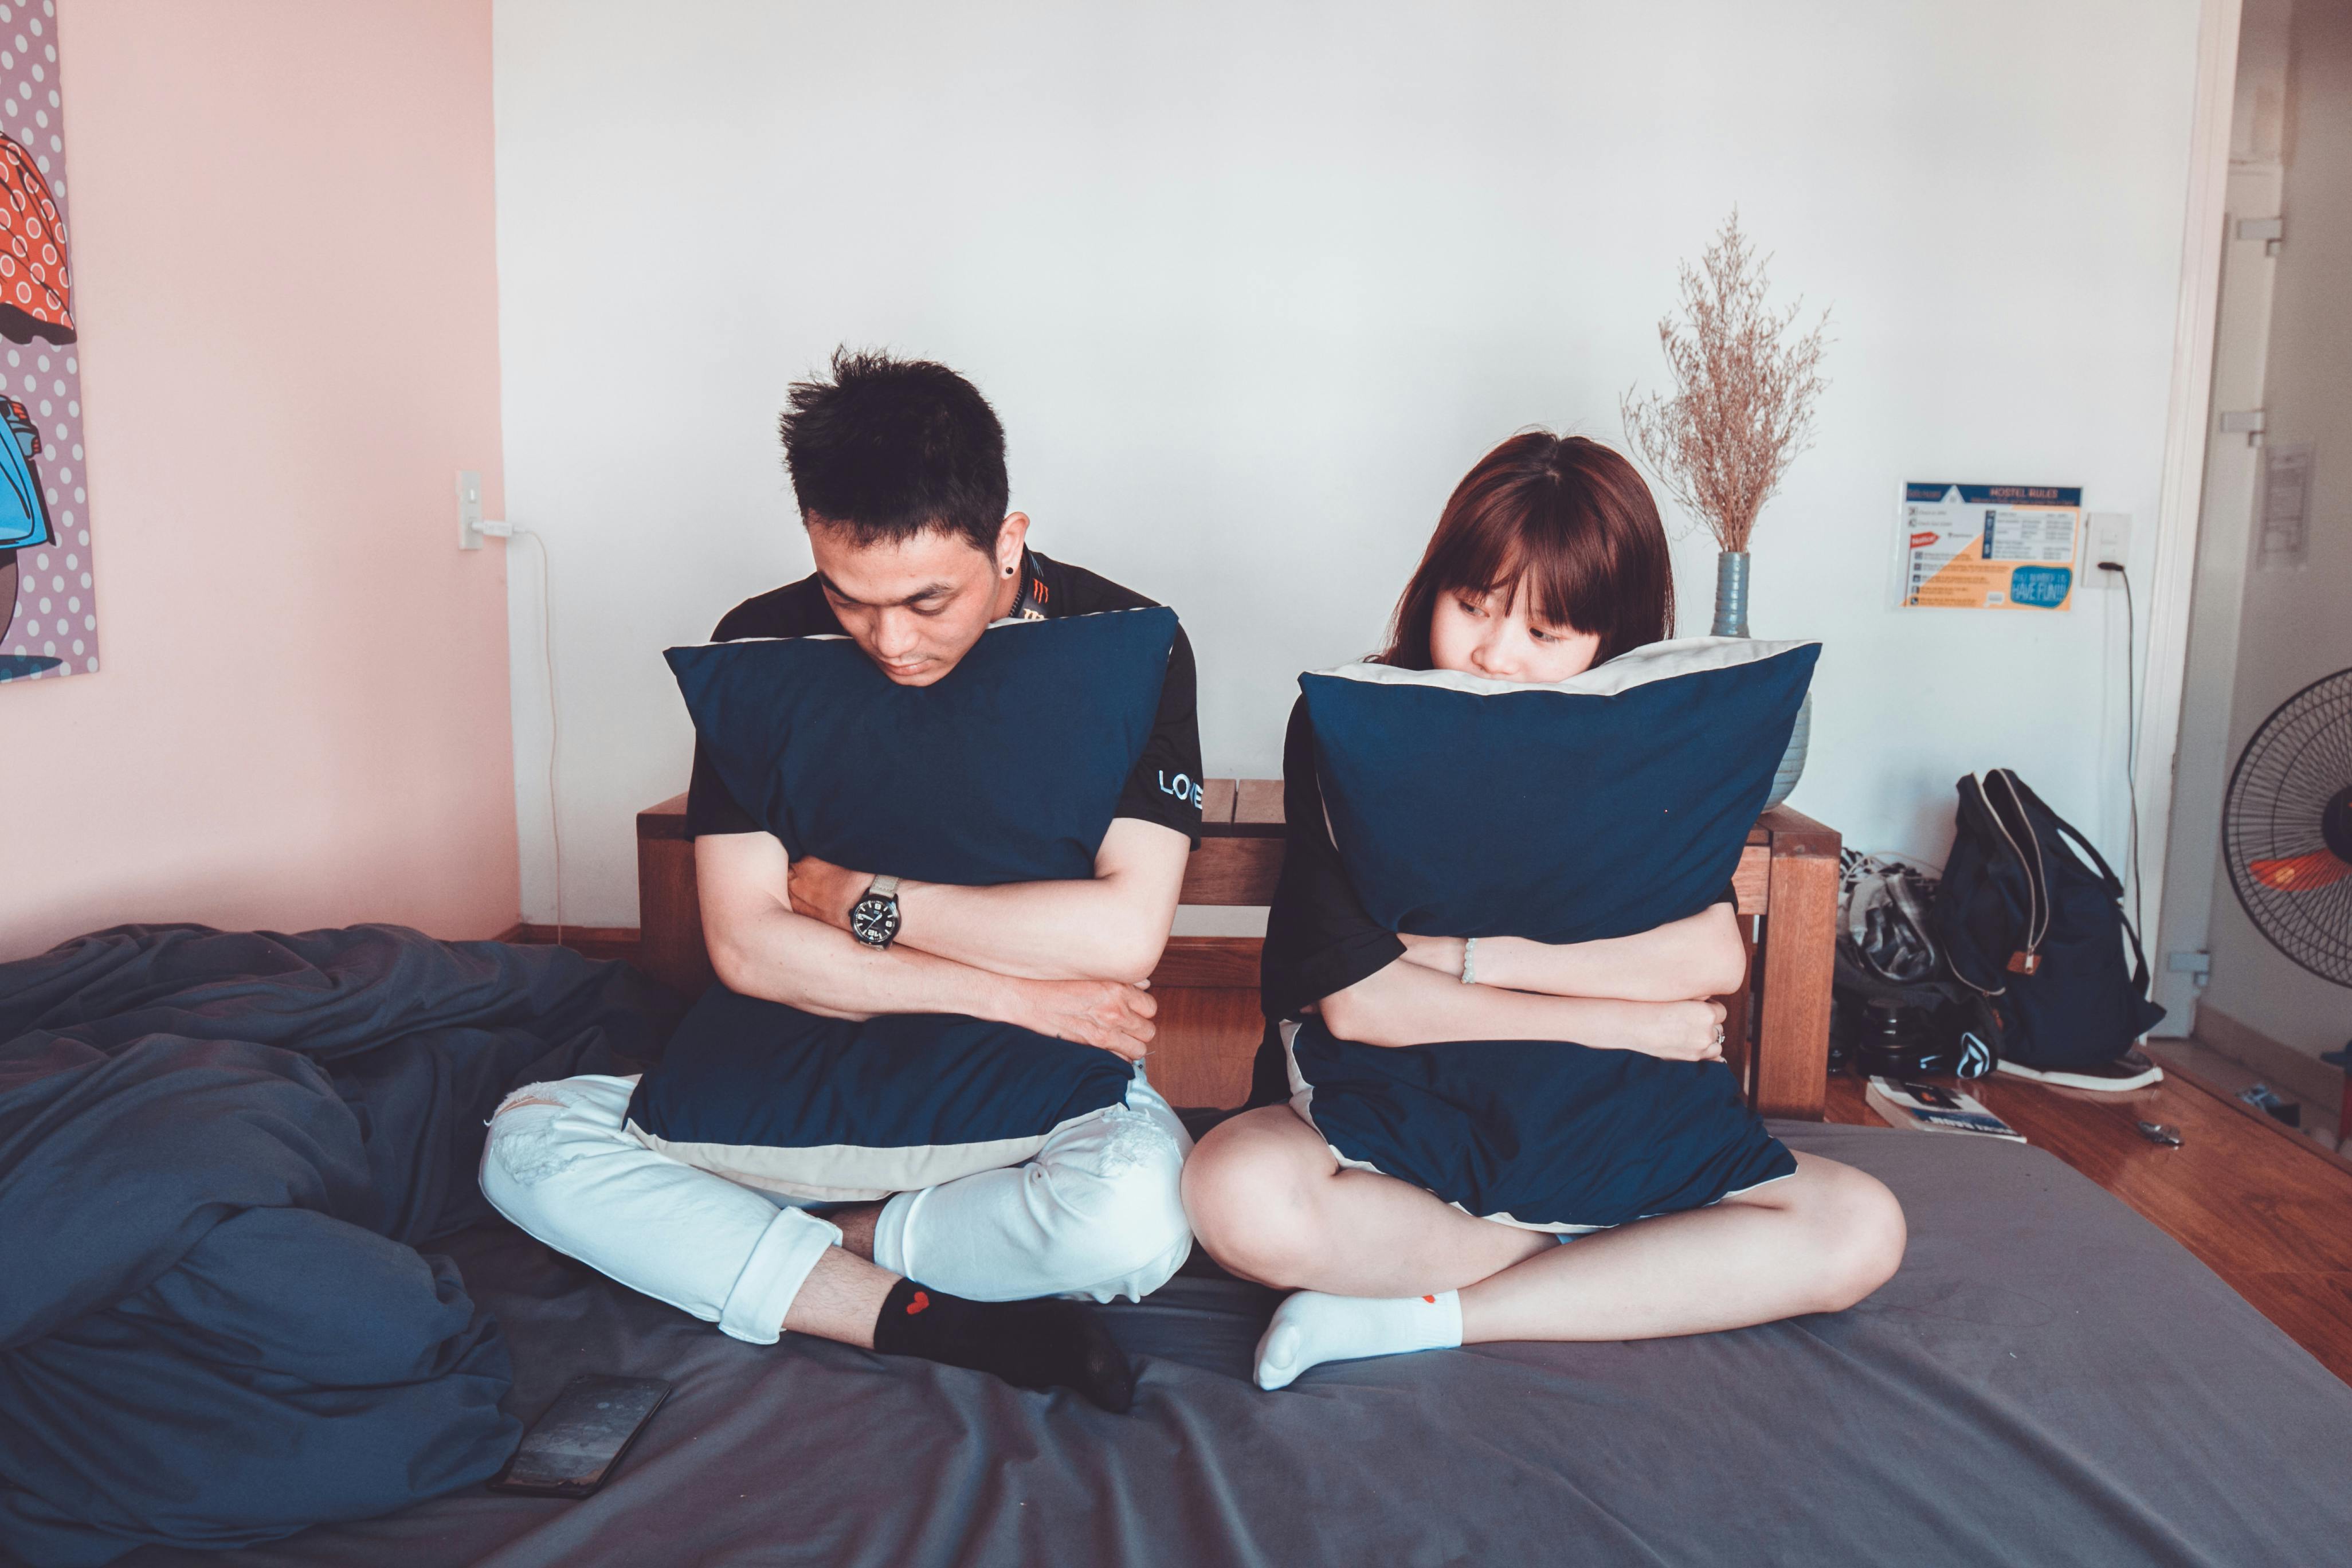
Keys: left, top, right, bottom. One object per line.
{"left": 487, "top": 1375, "right": 671, "bottom": 1499}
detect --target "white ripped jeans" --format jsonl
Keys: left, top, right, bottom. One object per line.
{"left": 478, "top": 1069, "right": 1193, "bottom": 1346}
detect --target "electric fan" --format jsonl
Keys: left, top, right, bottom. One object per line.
{"left": 2222, "top": 667, "right": 2352, "bottom": 988}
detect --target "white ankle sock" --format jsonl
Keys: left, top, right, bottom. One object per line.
{"left": 1254, "top": 1289, "right": 1464, "bottom": 1391}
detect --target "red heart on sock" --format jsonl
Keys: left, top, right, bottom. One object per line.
{"left": 906, "top": 1289, "right": 931, "bottom": 1315}
{"left": 1422, "top": 1295, "right": 1436, "bottom": 1304}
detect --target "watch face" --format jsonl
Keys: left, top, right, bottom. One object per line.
{"left": 850, "top": 895, "right": 899, "bottom": 948}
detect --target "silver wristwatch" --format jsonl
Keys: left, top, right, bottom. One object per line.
{"left": 850, "top": 875, "right": 903, "bottom": 949}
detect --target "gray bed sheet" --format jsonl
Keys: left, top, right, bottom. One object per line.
{"left": 117, "top": 1121, "right": 2352, "bottom": 1568}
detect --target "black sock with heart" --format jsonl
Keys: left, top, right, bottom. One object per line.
{"left": 870, "top": 1277, "right": 1135, "bottom": 1413}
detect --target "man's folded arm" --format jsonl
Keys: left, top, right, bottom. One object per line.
{"left": 699, "top": 831, "right": 1029, "bottom": 1020}
{"left": 885, "top": 816, "right": 1190, "bottom": 982}
{"left": 696, "top": 830, "right": 1161, "bottom": 1057}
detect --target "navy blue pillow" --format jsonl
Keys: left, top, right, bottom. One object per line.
{"left": 1302, "top": 637, "right": 1820, "bottom": 943}
{"left": 667, "top": 606, "right": 1177, "bottom": 884}
{"left": 1283, "top": 1020, "right": 1796, "bottom": 1230}
{"left": 628, "top": 609, "right": 1178, "bottom": 1193}
{"left": 631, "top": 989, "right": 1136, "bottom": 1200}
{"left": 1287, "top": 636, "right": 1818, "bottom": 1230}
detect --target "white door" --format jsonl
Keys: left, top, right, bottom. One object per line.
{"left": 2149, "top": 18, "right": 2290, "bottom": 1034}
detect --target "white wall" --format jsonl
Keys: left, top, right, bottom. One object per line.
{"left": 492, "top": 0, "right": 2204, "bottom": 927}
{"left": 2198, "top": 0, "right": 2352, "bottom": 1062}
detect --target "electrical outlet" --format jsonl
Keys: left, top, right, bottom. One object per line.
{"left": 2087, "top": 513, "right": 2131, "bottom": 585}
{"left": 457, "top": 470, "right": 486, "bottom": 551}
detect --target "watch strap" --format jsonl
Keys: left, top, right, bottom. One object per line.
{"left": 868, "top": 875, "right": 901, "bottom": 900}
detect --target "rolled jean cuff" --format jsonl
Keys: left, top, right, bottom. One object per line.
{"left": 718, "top": 1206, "right": 841, "bottom": 1344}
{"left": 871, "top": 1188, "right": 919, "bottom": 1280}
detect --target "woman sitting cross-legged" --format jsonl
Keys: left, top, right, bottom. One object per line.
{"left": 1181, "top": 432, "right": 1906, "bottom": 1391}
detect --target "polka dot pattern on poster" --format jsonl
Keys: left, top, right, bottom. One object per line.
{"left": 0, "top": 129, "right": 67, "bottom": 336}
{"left": 0, "top": 0, "right": 84, "bottom": 687}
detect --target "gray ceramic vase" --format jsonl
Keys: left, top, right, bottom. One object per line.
{"left": 1711, "top": 550, "right": 1810, "bottom": 810}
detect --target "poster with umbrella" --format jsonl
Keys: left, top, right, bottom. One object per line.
{"left": 0, "top": 2, "right": 88, "bottom": 685}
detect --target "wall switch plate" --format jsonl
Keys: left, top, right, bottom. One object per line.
{"left": 457, "top": 469, "right": 486, "bottom": 550}
{"left": 2087, "top": 512, "right": 2131, "bottom": 583}
{"left": 2165, "top": 948, "right": 2211, "bottom": 984}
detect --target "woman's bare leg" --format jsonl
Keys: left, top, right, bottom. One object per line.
{"left": 1184, "top": 1106, "right": 1906, "bottom": 1386}
{"left": 1456, "top": 1153, "right": 1904, "bottom": 1343}
{"left": 1184, "top": 1107, "right": 1553, "bottom": 1295}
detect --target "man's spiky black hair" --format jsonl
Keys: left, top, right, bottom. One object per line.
{"left": 779, "top": 348, "right": 1010, "bottom": 554}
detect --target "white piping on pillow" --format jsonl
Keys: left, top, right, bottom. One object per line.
{"left": 1306, "top": 635, "right": 1817, "bottom": 699}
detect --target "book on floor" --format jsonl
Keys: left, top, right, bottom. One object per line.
{"left": 1864, "top": 1077, "right": 2027, "bottom": 1143}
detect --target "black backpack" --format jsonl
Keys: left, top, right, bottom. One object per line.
{"left": 1829, "top": 950, "right": 2001, "bottom": 1079}
{"left": 1931, "top": 770, "right": 2165, "bottom": 1071}
{"left": 1830, "top": 851, "right": 1998, "bottom": 1078}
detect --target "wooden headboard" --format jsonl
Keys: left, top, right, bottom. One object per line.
{"left": 636, "top": 786, "right": 1839, "bottom": 1119}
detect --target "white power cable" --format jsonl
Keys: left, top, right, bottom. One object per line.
{"left": 2102, "top": 561, "right": 2143, "bottom": 938}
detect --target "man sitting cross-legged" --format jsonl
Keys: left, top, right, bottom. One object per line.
{"left": 480, "top": 351, "right": 1204, "bottom": 1412}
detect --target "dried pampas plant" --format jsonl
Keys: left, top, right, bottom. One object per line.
{"left": 1621, "top": 211, "right": 1830, "bottom": 552}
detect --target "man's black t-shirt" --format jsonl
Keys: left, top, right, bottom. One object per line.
{"left": 683, "top": 548, "right": 1205, "bottom": 848}
{"left": 1251, "top": 691, "right": 1738, "bottom": 1105}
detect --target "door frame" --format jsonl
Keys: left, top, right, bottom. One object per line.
{"left": 2133, "top": 0, "right": 2246, "bottom": 999}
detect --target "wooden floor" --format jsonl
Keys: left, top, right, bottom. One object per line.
{"left": 514, "top": 928, "right": 2352, "bottom": 1386}
{"left": 2147, "top": 1036, "right": 2345, "bottom": 1154}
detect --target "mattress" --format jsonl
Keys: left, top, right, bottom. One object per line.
{"left": 115, "top": 1120, "right": 2352, "bottom": 1567}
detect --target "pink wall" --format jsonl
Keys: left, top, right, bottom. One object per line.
{"left": 0, "top": 1, "right": 518, "bottom": 957}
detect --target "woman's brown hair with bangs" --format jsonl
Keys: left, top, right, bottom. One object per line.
{"left": 1378, "top": 432, "right": 1675, "bottom": 669}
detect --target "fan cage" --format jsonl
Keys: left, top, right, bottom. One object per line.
{"left": 2222, "top": 668, "right": 2352, "bottom": 989}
